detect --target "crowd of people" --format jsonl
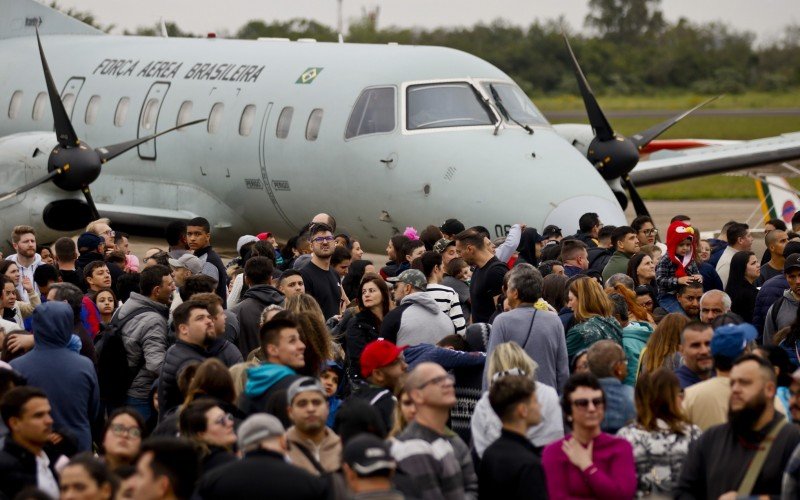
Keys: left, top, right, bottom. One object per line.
{"left": 2, "top": 210, "right": 800, "bottom": 499}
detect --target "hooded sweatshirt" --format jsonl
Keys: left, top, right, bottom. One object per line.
{"left": 655, "top": 221, "right": 701, "bottom": 295}
{"left": 621, "top": 321, "right": 654, "bottom": 386}
{"left": 10, "top": 302, "right": 99, "bottom": 451}
{"left": 239, "top": 362, "right": 301, "bottom": 427}
{"left": 5, "top": 253, "right": 41, "bottom": 303}
{"left": 231, "top": 284, "right": 285, "bottom": 357}
{"left": 380, "top": 292, "right": 456, "bottom": 346}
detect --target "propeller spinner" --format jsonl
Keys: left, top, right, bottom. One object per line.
{"left": 0, "top": 26, "right": 204, "bottom": 222}
{"left": 562, "top": 33, "right": 719, "bottom": 217}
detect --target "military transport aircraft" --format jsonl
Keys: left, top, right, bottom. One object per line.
{"left": 1, "top": 0, "right": 800, "bottom": 252}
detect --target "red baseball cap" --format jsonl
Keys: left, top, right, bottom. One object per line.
{"left": 360, "top": 339, "right": 407, "bottom": 378}
{"left": 257, "top": 232, "right": 273, "bottom": 240}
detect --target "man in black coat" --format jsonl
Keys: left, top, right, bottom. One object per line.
{"left": 0, "top": 387, "right": 60, "bottom": 499}
{"left": 157, "top": 300, "right": 242, "bottom": 418}
{"left": 186, "top": 217, "right": 228, "bottom": 307}
{"left": 230, "top": 257, "right": 285, "bottom": 358}
{"left": 197, "top": 413, "right": 329, "bottom": 499}
{"left": 478, "top": 374, "right": 547, "bottom": 500}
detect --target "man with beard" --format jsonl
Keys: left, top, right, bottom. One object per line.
{"left": 677, "top": 354, "right": 800, "bottom": 499}
{"left": 676, "top": 322, "right": 715, "bottom": 389}
{"left": 299, "top": 223, "right": 344, "bottom": 319}
{"left": 6, "top": 225, "right": 41, "bottom": 302}
{"left": 349, "top": 339, "right": 408, "bottom": 431}
{"left": 683, "top": 324, "right": 754, "bottom": 431}
{"left": 285, "top": 377, "right": 343, "bottom": 476}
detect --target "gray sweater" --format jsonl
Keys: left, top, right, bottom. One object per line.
{"left": 484, "top": 306, "right": 569, "bottom": 392}
{"left": 116, "top": 292, "right": 170, "bottom": 399}
{"left": 380, "top": 292, "right": 455, "bottom": 346}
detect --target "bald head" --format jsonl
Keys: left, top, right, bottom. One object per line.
{"left": 405, "top": 362, "right": 444, "bottom": 393}
{"left": 699, "top": 290, "right": 731, "bottom": 324}
{"left": 312, "top": 213, "right": 336, "bottom": 232}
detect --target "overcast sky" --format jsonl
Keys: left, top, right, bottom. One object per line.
{"left": 54, "top": 0, "right": 796, "bottom": 44}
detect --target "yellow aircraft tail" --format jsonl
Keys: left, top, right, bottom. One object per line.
{"left": 755, "top": 175, "right": 800, "bottom": 225}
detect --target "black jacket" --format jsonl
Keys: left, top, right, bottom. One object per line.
{"left": 348, "top": 380, "right": 395, "bottom": 432}
{"left": 344, "top": 309, "right": 381, "bottom": 382}
{"left": 197, "top": 448, "right": 329, "bottom": 499}
{"left": 157, "top": 338, "right": 243, "bottom": 418}
{"left": 230, "top": 284, "right": 285, "bottom": 357}
{"left": 195, "top": 246, "right": 229, "bottom": 307}
{"left": 479, "top": 429, "right": 547, "bottom": 500}
{"left": 0, "top": 439, "right": 58, "bottom": 500}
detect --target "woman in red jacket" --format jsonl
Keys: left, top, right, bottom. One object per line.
{"left": 542, "top": 372, "right": 637, "bottom": 499}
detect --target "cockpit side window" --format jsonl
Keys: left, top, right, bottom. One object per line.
{"left": 345, "top": 87, "right": 396, "bottom": 139}
{"left": 406, "top": 82, "right": 495, "bottom": 131}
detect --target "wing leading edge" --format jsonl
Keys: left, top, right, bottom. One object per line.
{"left": 629, "top": 132, "right": 800, "bottom": 187}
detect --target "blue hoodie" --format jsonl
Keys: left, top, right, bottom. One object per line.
{"left": 244, "top": 363, "right": 296, "bottom": 397}
{"left": 10, "top": 302, "right": 99, "bottom": 451}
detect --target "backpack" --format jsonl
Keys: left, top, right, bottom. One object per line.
{"left": 95, "top": 307, "right": 151, "bottom": 405}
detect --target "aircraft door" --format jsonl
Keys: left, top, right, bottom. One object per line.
{"left": 258, "top": 102, "right": 298, "bottom": 232}
{"left": 59, "top": 77, "right": 85, "bottom": 123}
{"left": 137, "top": 82, "right": 171, "bottom": 160}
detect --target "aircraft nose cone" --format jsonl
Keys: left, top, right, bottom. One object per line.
{"left": 587, "top": 136, "right": 639, "bottom": 180}
{"left": 48, "top": 143, "right": 102, "bottom": 191}
{"left": 543, "top": 194, "right": 627, "bottom": 235}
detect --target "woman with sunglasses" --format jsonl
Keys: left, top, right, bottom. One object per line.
{"left": 179, "top": 399, "right": 237, "bottom": 474}
{"left": 542, "top": 372, "right": 636, "bottom": 499}
{"left": 100, "top": 408, "right": 144, "bottom": 472}
{"left": 617, "top": 369, "right": 700, "bottom": 497}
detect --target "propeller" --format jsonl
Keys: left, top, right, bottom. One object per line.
{"left": 0, "top": 26, "right": 205, "bottom": 223}
{"left": 562, "top": 33, "right": 720, "bottom": 216}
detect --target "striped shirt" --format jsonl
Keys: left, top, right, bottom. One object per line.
{"left": 426, "top": 284, "right": 466, "bottom": 335}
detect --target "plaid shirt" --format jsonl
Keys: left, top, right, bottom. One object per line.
{"left": 655, "top": 255, "right": 700, "bottom": 295}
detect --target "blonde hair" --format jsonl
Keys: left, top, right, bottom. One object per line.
{"left": 229, "top": 360, "right": 258, "bottom": 399}
{"left": 485, "top": 342, "right": 538, "bottom": 387}
{"left": 11, "top": 225, "right": 35, "bottom": 244}
{"left": 390, "top": 386, "right": 412, "bottom": 438}
{"left": 85, "top": 218, "right": 111, "bottom": 234}
{"left": 570, "top": 277, "right": 613, "bottom": 323}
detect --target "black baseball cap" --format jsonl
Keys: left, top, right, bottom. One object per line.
{"left": 440, "top": 219, "right": 465, "bottom": 235}
{"left": 343, "top": 434, "right": 396, "bottom": 477}
{"left": 785, "top": 254, "right": 800, "bottom": 273}
{"left": 542, "top": 225, "right": 562, "bottom": 238}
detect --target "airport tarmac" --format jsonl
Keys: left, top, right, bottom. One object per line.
{"left": 122, "top": 198, "right": 772, "bottom": 266}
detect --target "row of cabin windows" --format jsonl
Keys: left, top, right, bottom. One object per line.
{"left": 6, "top": 90, "right": 324, "bottom": 141}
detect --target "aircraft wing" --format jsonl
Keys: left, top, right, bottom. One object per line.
{"left": 95, "top": 204, "right": 198, "bottom": 228}
{"left": 629, "top": 131, "right": 800, "bottom": 187}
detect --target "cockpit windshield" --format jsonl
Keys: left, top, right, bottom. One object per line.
{"left": 406, "top": 82, "right": 496, "bottom": 130}
{"left": 481, "top": 82, "right": 550, "bottom": 128}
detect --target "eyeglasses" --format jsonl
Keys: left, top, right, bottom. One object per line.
{"left": 311, "top": 236, "right": 335, "bottom": 244}
{"left": 110, "top": 424, "right": 141, "bottom": 439}
{"left": 213, "top": 413, "right": 234, "bottom": 426}
{"left": 417, "top": 373, "right": 455, "bottom": 390}
{"left": 641, "top": 228, "right": 658, "bottom": 236}
{"left": 571, "top": 397, "right": 604, "bottom": 409}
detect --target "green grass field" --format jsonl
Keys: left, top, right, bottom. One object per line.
{"left": 541, "top": 91, "right": 800, "bottom": 199}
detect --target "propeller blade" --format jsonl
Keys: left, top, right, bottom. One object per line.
{"left": 81, "top": 186, "right": 101, "bottom": 220}
{"left": 629, "top": 95, "right": 722, "bottom": 149}
{"left": 95, "top": 119, "right": 206, "bottom": 163}
{"left": 562, "top": 33, "right": 615, "bottom": 141}
{"left": 622, "top": 176, "right": 650, "bottom": 217}
{"left": 0, "top": 168, "right": 65, "bottom": 203}
{"left": 35, "top": 26, "right": 79, "bottom": 149}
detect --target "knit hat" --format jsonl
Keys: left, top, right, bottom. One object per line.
{"left": 665, "top": 221, "right": 696, "bottom": 278}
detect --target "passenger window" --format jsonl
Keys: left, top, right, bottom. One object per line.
{"left": 32, "top": 92, "right": 47, "bottom": 121}
{"left": 176, "top": 101, "right": 193, "bottom": 129}
{"left": 85, "top": 95, "right": 101, "bottom": 125}
{"left": 114, "top": 97, "right": 130, "bottom": 127}
{"left": 8, "top": 90, "right": 22, "bottom": 119}
{"left": 276, "top": 107, "right": 293, "bottom": 139}
{"left": 61, "top": 93, "right": 76, "bottom": 118}
{"left": 141, "top": 98, "right": 160, "bottom": 130}
{"left": 239, "top": 104, "right": 256, "bottom": 136}
{"left": 345, "top": 87, "right": 396, "bottom": 139}
{"left": 305, "top": 108, "right": 323, "bottom": 141}
{"left": 208, "top": 102, "right": 224, "bottom": 134}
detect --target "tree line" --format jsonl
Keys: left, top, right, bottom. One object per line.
{"left": 55, "top": 0, "right": 800, "bottom": 96}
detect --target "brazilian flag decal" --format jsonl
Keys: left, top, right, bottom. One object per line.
{"left": 296, "top": 67, "right": 323, "bottom": 84}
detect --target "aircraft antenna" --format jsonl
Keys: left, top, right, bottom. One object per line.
{"left": 160, "top": 17, "right": 169, "bottom": 38}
